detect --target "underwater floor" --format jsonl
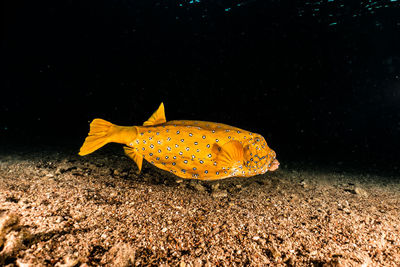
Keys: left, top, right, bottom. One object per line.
{"left": 1, "top": 146, "right": 399, "bottom": 266}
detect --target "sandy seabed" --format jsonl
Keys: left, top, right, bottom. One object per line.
{"left": 0, "top": 146, "right": 399, "bottom": 266}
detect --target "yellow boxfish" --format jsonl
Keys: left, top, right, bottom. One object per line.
{"left": 79, "top": 103, "right": 279, "bottom": 180}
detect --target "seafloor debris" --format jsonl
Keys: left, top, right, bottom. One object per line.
{"left": 0, "top": 213, "right": 31, "bottom": 266}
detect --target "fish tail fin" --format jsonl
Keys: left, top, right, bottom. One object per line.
{"left": 79, "top": 119, "right": 114, "bottom": 156}
{"left": 79, "top": 119, "right": 137, "bottom": 156}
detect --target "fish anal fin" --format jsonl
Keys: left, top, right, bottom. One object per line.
{"left": 124, "top": 146, "right": 143, "bottom": 173}
{"left": 215, "top": 140, "right": 244, "bottom": 167}
{"left": 143, "top": 102, "right": 166, "bottom": 126}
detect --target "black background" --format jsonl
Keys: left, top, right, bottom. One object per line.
{"left": 3, "top": 0, "right": 400, "bottom": 172}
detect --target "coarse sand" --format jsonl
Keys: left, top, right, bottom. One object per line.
{"left": 1, "top": 145, "right": 399, "bottom": 266}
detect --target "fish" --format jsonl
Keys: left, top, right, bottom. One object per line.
{"left": 79, "top": 103, "right": 279, "bottom": 180}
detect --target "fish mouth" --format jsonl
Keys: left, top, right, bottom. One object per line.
{"left": 269, "top": 159, "right": 280, "bottom": 171}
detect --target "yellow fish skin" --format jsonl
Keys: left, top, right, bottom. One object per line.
{"left": 79, "top": 103, "right": 279, "bottom": 180}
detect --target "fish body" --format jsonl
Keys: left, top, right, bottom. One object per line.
{"left": 79, "top": 103, "right": 279, "bottom": 180}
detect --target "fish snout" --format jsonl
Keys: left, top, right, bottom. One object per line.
{"left": 269, "top": 159, "right": 280, "bottom": 171}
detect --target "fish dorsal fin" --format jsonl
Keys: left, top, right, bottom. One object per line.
{"left": 124, "top": 146, "right": 143, "bottom": 173}
{"left": 143, "top": 102, "right": 166, "bottom": 126}
{"left": 213, "top": 140, "right": 244, "bottom": 167}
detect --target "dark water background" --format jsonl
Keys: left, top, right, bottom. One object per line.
{"left": 3, "top": 0, "right": 400, "bottom": 175}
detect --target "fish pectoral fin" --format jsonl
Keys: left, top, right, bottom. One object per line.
{"left": 124, "top": 146, "right": 143, "bottom": 173}
{"left": 214, "top": 140, "right": 244, "bottom": 167}
{"left": 143, "top": 102, "right": 166, "bottom": 126}
{"left": 243, "top": 144, "right": 251, "bottom": 162}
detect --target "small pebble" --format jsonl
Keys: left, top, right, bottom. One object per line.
{"left": 354, "top": 187, "right": 368, "bottom": 197}
{"left": 211, "top": 190, "right": 228, "bottom": 198}
{"left": 192, "top": 182, "right": 206, "bottom": 192}
{"left": 211, "top": 183, "right": 220, "bottom": 191}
